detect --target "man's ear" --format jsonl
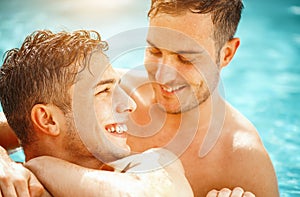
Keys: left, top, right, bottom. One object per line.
{"left": 219, "top": 37, "right": 240, "bottom": 68}
{"left": 31, "top": 104, "right": 60, "bottom": 136}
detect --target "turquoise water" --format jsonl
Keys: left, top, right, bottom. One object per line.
{"left": 224, "top": 1, "right": 300, "bottom": 196}
{"left": 0, "top": 0, "right": 299, "bottom": 196}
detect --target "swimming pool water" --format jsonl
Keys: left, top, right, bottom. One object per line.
{"left": 225, "top": 1, "right": 300, "bottom": 196}
{"left": 0, "top": 0, "right": 299, "bottom": 196}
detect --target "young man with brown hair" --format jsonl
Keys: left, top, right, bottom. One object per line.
{"left": 122, "top": 0, "right": 279, "bottom": 196}
{"left": 0, "top": 29, "right": 193, "bottom": 197}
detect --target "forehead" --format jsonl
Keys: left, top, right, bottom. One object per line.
{"left": 148, "top": 12, "right": 214, "bottom": 52}
{"left": 74, "top": 51, "right": 117, "bottom": 89}
{"left": 88, "top": 51, "right": 117, "bottom": 80}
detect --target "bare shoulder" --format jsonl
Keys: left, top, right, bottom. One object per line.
{"left": 223, "top": 103, "right": 264, "bottom": 152}
{"left": 109, "top": 148, "right": 193, "bottom": 197}
{"left": 112, "top": 148, "right": 185, "bottom": 174}
{"left": 220, "top": 103, "right": 279, "bottom": 196}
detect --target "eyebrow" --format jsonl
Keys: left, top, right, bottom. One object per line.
{"left": 146, "top": 40, "right": 204, "bottom": 55}
{"left": 94, "top": 79, "right": 116, "bottom": 88}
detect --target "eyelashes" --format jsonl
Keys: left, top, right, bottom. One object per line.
{"left": 95, "top": 87, "right": 111, "bottom": 96}
{"left": 147, "top": 47, "right": 195, "bottom": 65}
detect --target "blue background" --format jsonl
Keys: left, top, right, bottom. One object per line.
{"left": 0, "top": 0, "right": 299, "bottom": 196}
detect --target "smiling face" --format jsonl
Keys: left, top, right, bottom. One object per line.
{"left": 145, "top": 13, "right": 220, "bottom": 113}
{"left": 93, "top": 65, "right": 136, "bottom": 159}
{"left": 65, "top": 50, "right": 136, "bottom": 165}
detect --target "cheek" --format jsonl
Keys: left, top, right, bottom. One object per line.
{"left": 178, "top": 66, "right": 203, "bottom": 84}
{"left": 144, "top": 55, "right": 159, "bottom": 73}
{"left": 144, "top": 63, "right": 156, "bottom": 77}
{"left": 94, "top": 98, "right": 113, "bottom": 122}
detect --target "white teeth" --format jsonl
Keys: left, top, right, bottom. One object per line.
{"left": 162, "top": 86, "right": 181, "bottom": 93}
{"left": 106, "top": 124, "right": 127, "bottom": 134}
{"left": 116, "top": 126, "right": 121, "bottom": 133}
{"left": 122, "top": 124, "right": 128, "bottom": 132}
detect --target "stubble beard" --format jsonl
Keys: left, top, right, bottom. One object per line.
{"left": 154, "top": 83, "right": 212, "bottom": 114}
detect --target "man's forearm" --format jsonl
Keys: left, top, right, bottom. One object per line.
{"left": 25, "top": 156, "right": 149, "bottom": 197}
{"left": 0, "top": 112, "right": 20, "bottom": 150}
{"left": 26, "top": 154, "right": 194, "bottom": 197}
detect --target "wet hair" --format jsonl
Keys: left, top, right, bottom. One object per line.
{"left": 0, "top": 30, "right": 108, "bottom": 145}
{"left": 148, "top": 0, "right": 244, "bottom": 51}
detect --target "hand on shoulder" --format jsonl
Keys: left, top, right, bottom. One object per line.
{"left": 0, "top": 146, "right": 49, "bottom": 197}
{"left": 206, "top": 187, "right": 255, "bottom": 197}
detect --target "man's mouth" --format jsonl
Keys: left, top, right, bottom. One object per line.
{"left": 160, "top": 85, "right": 186, "bottom": 94}
{"left": 105, "top": 123, "right": 128, "bottom": 134}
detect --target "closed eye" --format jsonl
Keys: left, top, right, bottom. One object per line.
{"left": 147, "top": 46, "right": 162, "bottom": 56}
{"left": 95, "top": 87, "right": 110, "bottom": 96}
{"left": 178, "top": 55, "right": 192, "bottom": 64}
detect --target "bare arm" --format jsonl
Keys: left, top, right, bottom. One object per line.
{"left": 0, "top": 113, "right": 48, "bottom": 196}
{"left": 25, "top": 149, "right": 193, "bottom": 197}
{"left": 0, "top": 146, "right": 49, "bottom": 197}
{"left": 26, "top": 157, "right": 146, "bottom": 197}
{"left": 220, "top": 133, "right": 279, "bottom": 197}
{"left": 236, "top": 146, "right": 279, "bottom": 197}
{"left": 0, "top": 112, "right": 20, "bottom": 150}
{"left": 220, "top": 106, "right": 279, "bottom": 196}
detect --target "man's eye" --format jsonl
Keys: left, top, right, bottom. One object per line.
{"left": 178, "top": 55, "right": 192, "bottom": 64}
{"left": 147, "top": 47, "right": 161, "bottom": 56}
{"left": 95, "top": 88, "right": 110, "bottom": 96}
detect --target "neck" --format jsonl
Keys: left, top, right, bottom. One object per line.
{"left": 166, "top": 89, "right": 225, "bottom": 127}
{"left": 24, "top": 141, "right": 103, "bottom": 169}
{"left": 161, "top": 90, "right": 226, "bottom": 157}
{"left": 195, "top": 90, "right": 227, "bottom": 157}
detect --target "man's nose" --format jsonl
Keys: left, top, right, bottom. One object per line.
{"left": 155, "top": 57, "right": 178, "bottom": 84}
{"left": 115, "top": 86, "right": 137, "bottom": 113}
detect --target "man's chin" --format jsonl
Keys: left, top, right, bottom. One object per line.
{"left": 154, "top": 93, "right": 205, "bottom": 114}
{"left": 156, "top": 100, "right": 200, "bottom": 114}
{"left": 113, "top": 145, "right": 132, "bottom": 160}
{"left": 91, "top": 145, "right": 131, "bottom": 164}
